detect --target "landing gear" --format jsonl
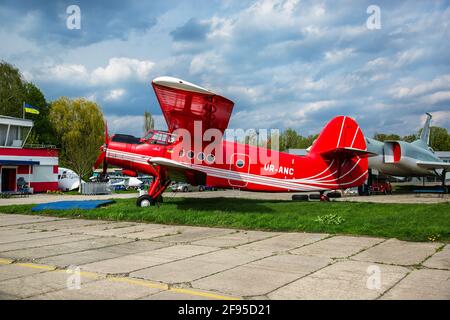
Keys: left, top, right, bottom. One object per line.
{"left": 136, "top": 194, "right": 164, "bottom": 207}
{"left": 441, "top": 169, "right": 448, "bottom": 194}
{"left": 136, "top": 195, "right": 155, "bottom": 207}
{"left": 319, "top": 191, "right": 330, "bottom": 202}
{"left": 136, "top": 166, "right": 170, "bottom": 207}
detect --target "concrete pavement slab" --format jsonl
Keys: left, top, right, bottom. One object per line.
{"left": 61, "top": 221, "right": 140, "bottom": 235}
{"left": 381, "top": 269, "right": 450, "bottom": 300}
{"left": 29, "top": 278, "right": 163, "bottom": 300}
{"left": 0, "top": 270, "right": 99, "bottom": 299}
{"left": 121, "top": 226, "right": 184, "bottom": 240}
{"left": 191, "top": 230, "right": 280, "bottom": 248}
{"left": 16, "top": 219, "right": 111, "bottom": 231}
{"left": 422, "top": 245, "right": 450, "bottom": 270}
{"left": 0, "top": 263, "right": 48, "bottom": 281}
{"left": 1, "top": 237, "right": 132, "bottom": 260}
{"left": 0, "top": 231, "right": 67, "bottom": 245}
{"left": 290, "top": 236, "right": 384, "bottom": 259}
{"left": 0, "top": 214, "right": 63, "bottom": 227}
{"left": 153, "top": 226, "right": 236, "bottom": 243}
{"left": 141, "top": 289, "right": 238, "bottom": 300}
{"left": 268, "top": 260, "right": 409, "bottom": 300}
{"left": 131, "top": 248, "right": 271, "bottom": 284}
{"left": 78, "top": 225, "right": 160, "bottom": 237}
{"left": 0, "top": 234, "right": 96, "bottom": 253}
{"left": 352, "top": 239, "right": 441, "bottom": 266}
{"left": 193, "top": 254, "right": 332, "bottom": 297}
{"left": 36, "top": 240, "right": 168, "bottom": 267}
{"left": 238, "top": 232, "right": 328, "bottom": 253}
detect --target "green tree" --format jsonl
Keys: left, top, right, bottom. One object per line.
{"left": 418, "top": 126, "right": 450, "bottom": 151}
{"left": 0, "top": 61, "right": 26, "bottom": 117}
{"left": 373, "top": 133, "right": 401, "bottom": 142}
{"left": 402, "top": 134, "right": 417, "bottom": 143}
{"left": 143, "top": 110, "right": 155, "bottom": 133}
{"left": 23, "top": 82, "right": 57, "bottom": 145}
{"left": 49, "top": 97, "right": 105, "bottom": 191}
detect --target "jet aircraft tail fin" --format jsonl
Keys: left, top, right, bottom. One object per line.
{"left": 419, "top": 112, "right": 432, "bottom": 146}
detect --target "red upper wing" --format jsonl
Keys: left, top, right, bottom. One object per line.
{"left": 152, "top": 83, "right": 234, "bottom": 136}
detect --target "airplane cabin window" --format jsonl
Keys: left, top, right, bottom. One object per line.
{"left": 236, "top": 159, "right": 245, "bottom": 168}
{"left": 206, "top": 154, "right": 215, "bottom": 163}
{"left": 187, "top": 151, "right": 195, "bottom": 159}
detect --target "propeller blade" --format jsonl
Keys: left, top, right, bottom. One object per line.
{"left": 102, "top": 157, "right": 108, "bottom": 175}
{"left": 105, "top": 121, "right": 109, "bottom": 145}
{"left": 93, "top": 150, "right": 105, "bottom": 170}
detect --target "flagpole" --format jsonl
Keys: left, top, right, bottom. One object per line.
{"left": 23, "top": 101, "right": 25, "bottom": 119}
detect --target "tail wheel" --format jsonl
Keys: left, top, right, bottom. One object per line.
{"left": 136, "top": 195, "right": 155, "bottom": 207}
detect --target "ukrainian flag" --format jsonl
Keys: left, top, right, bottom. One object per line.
{"left": 24, "top": 103, "right": 39, "bottom": 115}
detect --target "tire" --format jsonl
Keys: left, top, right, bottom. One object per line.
{"left": 199, "top": 186, "right": 204, "bottom": 192}
{"left": 136, "top": 195, "right": 155, "bottom": 207}
{"left": 182, "top": 186, "right": 188, "bottom": 192}
{"left": 292, "top": 194, "right": 309, "bottom": 201}
{"left": 308, "top": 193, "right": 321, "bottom": 200}
{"left": 327, "top": 191, "right": 342, "bottom": 198}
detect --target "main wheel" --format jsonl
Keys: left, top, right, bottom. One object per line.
{"left": 292, "top": 194, "right": 309, "bottom": 201}
{"left": 136, "top": 195, "right": 155, "bottom": 207}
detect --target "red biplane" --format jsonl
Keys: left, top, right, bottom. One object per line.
{"left": 94, "top": 76, "right": 372, "bottom": 206}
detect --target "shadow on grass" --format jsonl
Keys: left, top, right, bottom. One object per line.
{"left": 172, "top": 197, "right": 285, "bottom": 213}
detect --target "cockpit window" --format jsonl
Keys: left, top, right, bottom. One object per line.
{"left": 143, "top": 130, "right": 177, "bottom": 145}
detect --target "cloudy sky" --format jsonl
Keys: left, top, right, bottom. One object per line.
{"left": 1, "top": 0, "right": 449, "bottom": 138}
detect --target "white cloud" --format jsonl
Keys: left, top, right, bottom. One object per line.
{"left": 421, "top": 90, "right": 450, "bottom": 105}
{"left": 46, "top": 64, "right": 88, "bottom": 82}
{"left": 91, "top": 57, "right": 155, "bottom": 84}
{"left": 104, "top": 88, "right": 126, "bottom": 101}
{"left": 390, "top": 74, "right": 450, "bottom": 99}
{"left": 37, "top": 57, "right": 155, "bottom": 86}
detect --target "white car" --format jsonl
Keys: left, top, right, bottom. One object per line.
{"left": 171, "top": 183, "right": 204, "bottom": 192}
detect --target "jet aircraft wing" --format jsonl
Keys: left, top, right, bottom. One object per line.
{"left": 416, "top": 161, "right": 450, "bottom": 170}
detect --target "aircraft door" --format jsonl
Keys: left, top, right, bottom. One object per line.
{"left": 228, "top": 153, "right": 250, "bottom": 188}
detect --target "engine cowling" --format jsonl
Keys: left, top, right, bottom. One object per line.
{"left": 383, "top": 142, "right": 401, "bottom": 163}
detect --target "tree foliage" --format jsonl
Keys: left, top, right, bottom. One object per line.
{"left": 143, "top": 110, "right": 155, "bottom": 133}
{"left": 49, "top": 97, "right": 104, "bottom": 184}
{"left": 374, "top": 127, "right": 450, "bottom": 151}
{"left": 0, "top": 61, "right": 26, "bottom": 117}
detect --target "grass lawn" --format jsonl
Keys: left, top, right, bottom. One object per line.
{"left": 0, "top": 197, "right": 448, "bottom": 242}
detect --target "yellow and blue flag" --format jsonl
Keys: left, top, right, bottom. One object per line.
{"left": 24, "top": 103, "right": 39, "bottom": 115}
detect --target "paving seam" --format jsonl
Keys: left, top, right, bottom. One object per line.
{"left": 181, "top": 235, "right": 336, "bottom": 294}
{"left": 0, "top": 235, "right": 101, "bottom": 253}
{"left": 375, "top": 269, "right": 412, "bottom": 300}
{"left": 0, "top": 259, "right": 239, "bottom": 300}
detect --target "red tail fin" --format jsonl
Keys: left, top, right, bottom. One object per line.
{"left": 309, "top": 116, "right": 370, "bottom": 189}
{"left": 309, "top": 116, "right": 367, "bottom": 156}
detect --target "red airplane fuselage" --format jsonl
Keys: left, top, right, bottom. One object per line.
{"left": 101, "top": 116, "right": 368, "bottom": 194}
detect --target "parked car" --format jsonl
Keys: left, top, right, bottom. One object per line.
{"left": 370, "top": 179, "right": 393, "bottom": 194}
{"left": 170, "top": 183, "right": 200, "bottom": 192}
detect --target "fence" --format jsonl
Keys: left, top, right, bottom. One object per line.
{"left": 80, "top": 182, "right": 111, "bottom": 195}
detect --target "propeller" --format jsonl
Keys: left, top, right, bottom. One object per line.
{"left": 93, "top": 121, "right": 109, "bottom": 179}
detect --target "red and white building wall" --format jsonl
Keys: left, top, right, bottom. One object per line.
{"left": 0, "top": 148, "right": 59, "bottom": 193}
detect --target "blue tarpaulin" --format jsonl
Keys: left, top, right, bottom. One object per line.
{"left": 32, "top": 200, "right": 115, "bottom": 211}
